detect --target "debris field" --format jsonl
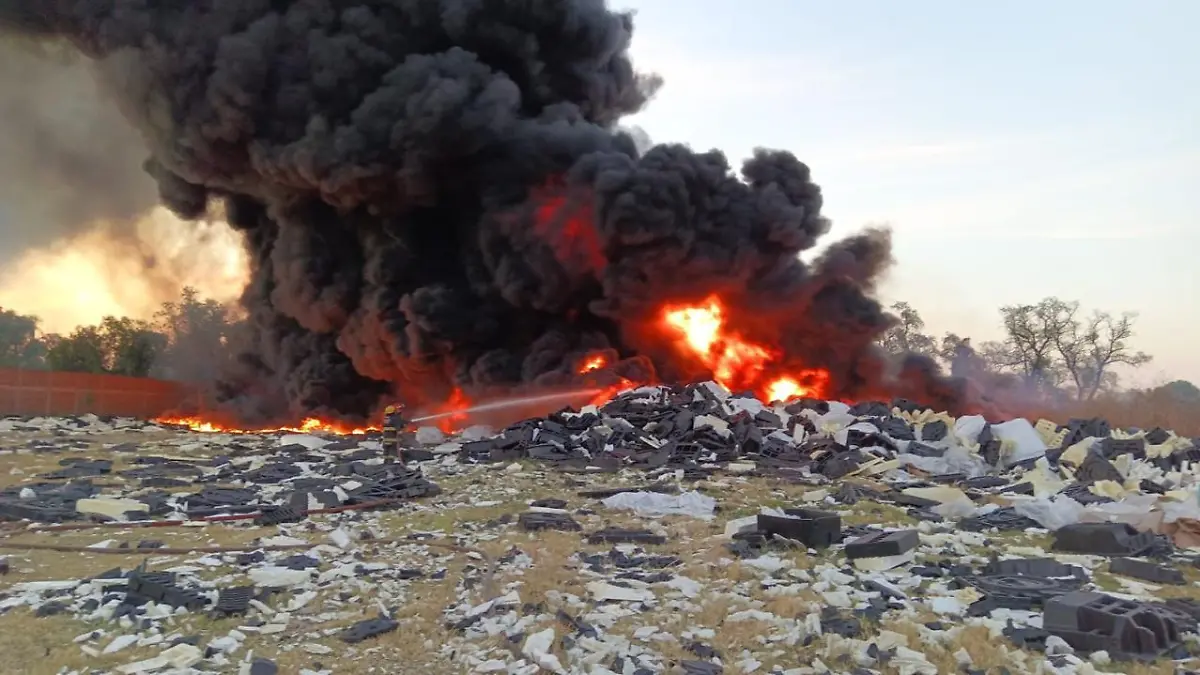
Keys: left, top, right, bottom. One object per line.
{"left": 3, "top": 381, "right": 1200, "bottom": 675}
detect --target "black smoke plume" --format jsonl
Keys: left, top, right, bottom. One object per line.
{"left": 0, "top": 0, "right": 984, "bottom": 422}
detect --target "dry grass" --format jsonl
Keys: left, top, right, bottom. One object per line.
{"left": 1094, "top": 563, "right": 1200, "bottom": 600}
{"left": 0, "top": 611, "right": 170, "bottom": 675}
{"left": 0, "top": 429, "right": 227, "bottom": 490}
{"left": 837, "top": 502, "right": 916, "bottom": 527}
{"left": 6, "top": 423, "right": 1200, "bottom": 674}
{"left": 1116, "top": 662, "right": 1192, "bottom": 675}
{"left": 1033, "top": 391, "right": 1200, "bottom": 436}
{"left": 510, "top": 530, "right": 588, "bottom": 596}
{"left": 258, "top": 557, "right": 474, "bottom": 675}
{"left": 1, "top": 525, "right": 268, "bottom": 581}
{"left": 0, "top": 515, "right": 498, "bottom": 675}
{"left": 0, "top": 432, "right": 489, "bottom": 675}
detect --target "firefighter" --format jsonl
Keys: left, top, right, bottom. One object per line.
{"left": 381, "top": 404, "right": 407, "bottom": 465}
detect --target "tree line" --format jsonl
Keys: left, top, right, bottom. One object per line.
{"left": 1, "top": 291, "right": 1196, "bottom": 408}
{"left": 0, "top": 287, "right": 236, "bottom": 383}
{"left": 880, "top": 297, "right": 1198, "bottom": 407}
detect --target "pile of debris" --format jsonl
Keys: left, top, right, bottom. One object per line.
{"left": 0, "top": 432, "right": 439, "bottom": 526}
{"left": 2, "top": 381, "right": 1200, "bottom": 674}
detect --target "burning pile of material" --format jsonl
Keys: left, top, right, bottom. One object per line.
{"left": 6, "top": 385, "right": 1200, "bottom": 672}
{"left": 0, "top": 0, "right": 976, "bottom": 429}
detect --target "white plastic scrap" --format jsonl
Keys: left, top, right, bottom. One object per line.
{"left": 601, "top": 490, "right": 716, "bottom": 520}
{"left": 1010, "top": 494, "right": 1085, "bottom": 530}
{"left": 954, "top": 415, "right": 988, "bottom": 445}
{"left": 853, "top": 550, "right": 917, "bottom": 571}
{"left": 327, "top": 527, "right": 353, "bottom": 549}
{"left": 103, "top": 634, "right": 139, "bottom": 654}
{"left": 415, "top": 426, "right": 446, "bottom": 444}
{"left": 834, "top": 421, "right": 880, "bottom": 447}
{"left": 897, "top": 445, "right": 990, "bottom": 478}
{"left": 121, "top": 643, "right": 202, "bottom": 672}
{"left": 990, "top": 418, "right": 1048, "bottom": 467}
{"left": 586, "top": 581, "right": 655, "bottom": 603}
{"left": 278, "top": 434, "right": 331, "bottom": 450}
{"left": 902, "top": 486, "right": 976, "bottom": 518}
{"left": 522, "top": 628, "right": 565, "bottom": 673}
{"left": 248, "top": 566, "right": 312, "bottom": 588}
{"left": 726, "top": 396, "right": 767, "bottom": 417}
{"left": 77, "top": 498, "right": 149, "bottom": 520}
{"left": 890, "top": 646, "right": 939, "bottom": 675}
{"left": 698, "top": 381, "right": 731, "bottom": 400}
{"left": 694, "top": 414, "right": 731, "bottom": 437}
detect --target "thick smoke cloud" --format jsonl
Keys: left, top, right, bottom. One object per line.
{"left": 0, "top": 0, "right": 980, "bottom": 422}
{"left": 0, "top": 37, "right": 248, "bottom": 327}
{"left": 0, "top": 38, "right": 155, "bottom": 261}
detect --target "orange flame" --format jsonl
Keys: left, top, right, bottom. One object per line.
{"left": 434, "top": 387, "right": 471, "bottom": 434}
{"left": 154, "top": 416, "right": 378, "bottom": 435}
{"left": 586, "top": 378, "right": 636, "bottom": 407}
{"left": 533, "top": 184, "right": 606, "bottom": 274}
{"left": 156, "top": 297, "right": 828, "bottom": 434}
{"left": 573, "top": 351, "right": 636, "bottom": 407}
{"left": 662, "top": 295, "right": 828, "bottom": 402}
{"left": 578, "top": 354, "right": 608, "bottom": 373}
{"left": 154, "top": 389, "right": 476, "bottom": 436}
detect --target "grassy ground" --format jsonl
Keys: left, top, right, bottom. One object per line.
{"left": 2, "top": 428, "right": 1200, "bottom": 674}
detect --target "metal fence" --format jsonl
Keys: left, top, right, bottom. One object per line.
{"left": 0, "top": 368, "right": 191, "bottom": 418}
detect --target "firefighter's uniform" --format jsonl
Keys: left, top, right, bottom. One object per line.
{"left": 382, "top": 404, "right": 406, "bottom": 464}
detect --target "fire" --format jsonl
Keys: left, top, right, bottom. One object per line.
{"left": 662, "top": 295, "right": 828, "bottom": 402}
{"left": 156, "top": 387, "right": 478, "bottom": 437}
{"left": 766, "top": 377, "right": 808, "bottom": 403}
{"left": 573, "top": 351, "right": 635, "bottom": 407}
{"left": 586, "top": 378, "right": 636, "bottom": 408}
{"left": 154, "top": 416, "right": 378, "bottom": 435}
{"left": 0, "top": 207, "right": 248, "bottom": 334}
{"left": 156, "top": 298, "right": 828, "bottom": 436}
{"left": 532, "top": 183, "right": 606, "bottom": 274}
{"left": 434, "top": 387, "right": 471, "bottom": 434}
{"left": 578, "top": 354, "right": 608, "bottom": 373}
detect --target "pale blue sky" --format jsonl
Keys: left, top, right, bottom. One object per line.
{"left": 621, "top": 0, "right": 1200, "bottom": 386}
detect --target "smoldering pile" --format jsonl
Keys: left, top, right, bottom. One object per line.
{"left": 0, "top": 0, "right": 972, "bottom": 425}
{"left": 439, "top": 382, "right": 1200, "bottom": 499}
{"left": 6, "top": 381, "right": 1200, "bottom": 532}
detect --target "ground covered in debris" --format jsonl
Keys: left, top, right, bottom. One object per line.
{"left": 4, "top": 383, "right": 1200, "bottom": 675}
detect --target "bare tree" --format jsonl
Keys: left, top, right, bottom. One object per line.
{"left": 880, "top": 302, "right": 937, "bottom": 356}
{"left": 1054, "top": 310, "right": 1150, "bottom": 400}
{"left": 987, "top": 297, "right": 1151, "bottom": 400}
{"left": 991, "top": 298, "right": 1079, "bottom": 391}
{"left": 978, "top": 339, "right": 1019, "bottom": 371}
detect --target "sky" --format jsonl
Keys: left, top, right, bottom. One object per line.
{"left": 1, "top": 1, "right": 1196, "bottom": 387}
{"left": 620, "top": 0, "right": 1200, "bottom": 386}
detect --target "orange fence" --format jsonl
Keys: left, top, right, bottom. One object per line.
{"left": 0, "top": 369, "right": 193, "bottom": 419}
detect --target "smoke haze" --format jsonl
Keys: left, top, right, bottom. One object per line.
{"left": 0, "top": 38, "right": 152, "bottom": 253}
{"left": 0, "top": 0, "right": 984, "bottom": 422}
{"left": 0, "top": 37, "right": 247, "bottom": 328}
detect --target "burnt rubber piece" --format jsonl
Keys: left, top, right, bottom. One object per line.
{"left": 1051, "top": 523, "right": 1157, "bottom": 556}
{"left": 843, "top": 530, "right": 919, "bottom": 560}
